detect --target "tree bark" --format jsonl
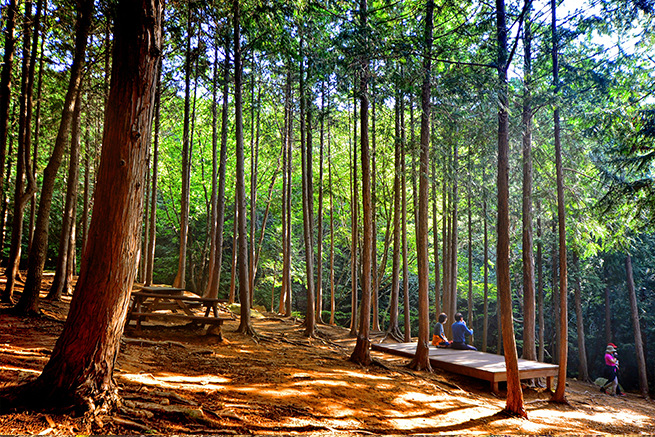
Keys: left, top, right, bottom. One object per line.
{"left": 497, "top": 0, "right": 526, "bottom": 417}
{"left": 0, "top": 0, "right": 161, "bottom": 412}
{"left": 625, "top": 254, "right": 649, "bottom": 398}
{"left": 15, "top": 0, "right": 91, "bottom": 315}
{"left": 408, "top": 0, "right": 434, "bottom": 372}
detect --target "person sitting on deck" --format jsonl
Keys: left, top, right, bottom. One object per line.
{"left": 451, "top": 312, "right": 477, "bottom": 350}
{"left": 432, "top": 313, "right": 451, "bottom": 348}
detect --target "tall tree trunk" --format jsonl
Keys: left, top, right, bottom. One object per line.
{"left": 248, "top": 59, "right": 260, "bottom": 307}
{"left": 349, "top": 84, "right": 358, "bottom": 337}
{"left": 2, "top": 0, "right": 31, "bottom": 303}
{"left": 371, "top": 83, "right": 380, "bottom": 332}
{"left": 47, "top": 90, "right": 82, "bottom": 300}
{"left": 279, "top": 66, "right": 289, "bottom": 313}
{"left": 625, "top": 254, "right": 649, "bottom": 398}
{"left": 572, "top": 251, "right": 589, "bottom": 382}
{"left": 604, "top": 282, "right": 612, "bottom": 344}
{"left": 17, "top": 0, "right": 89, "bottom": 313}
{"left": 206, "top": 32, "right": 230, "bottom": 299}
{"left": 6, "top": 0, "right": 43, "bottom": 309}
{"left": 299, "top": 36, "right": 316, "bottom": 337}
{"left": 351, "top": 0, "right": 372, "bottom": 363}
{"left": 496, "top": 0, "right": 526, "bottom": 417}
{"left": 442, "top": 178, "right": 450, "bottom": 337}
{"left": 316, "top": 81, "right": 326, "bottom": 324}
{"left": 284, "top": 72, "right": 293, "bottom": 317}
{"left": 0, "top": 0, "right": 17, "bottom": 203}
{"left": 329, "top": 97, "right": 335, "bottom": 325}
{"left": 537, "top": 200, "right": 545, "bottom": 362}
{"left": 551, "top": 219, "right": 560, "bottom": 364}
{"left": 467, "top": 153, "right": 473, "bottom": 331}
{"left": 29, "top": 10, "right": 47, "bottom": 256}
{"left": 205, "top": 32, "right": 221, "bottom": 296}
{"left": 233, "top": 0, "right": 253, "bottom": 335}
{"left": 81, "top": 134, "right": 91, "bottom": 255}
{"left": 409, "top": 0, "right": 434, "bottom": 372}
{"left": 0, "top": 0, "right": 161, "bottom": 411}
{"left": 145, "top": 57, "right": 162, "bottom": 287}
{"left": 401, "top": 93, "right": 410, "bottom": 343}
{"left": 482, "top": 165, "right": 489, "bottom": 352}
{"left": 386, "top": 88, "right": 402, "bottom": 341}
{"left": 173, "top": 4, "right": 194, "bottom": 289}
{"left": 447, "top": 141, "right": 458, "bottom": 339}
{"left": 522, "top": 0, "right": 537, "bottom": 363}
{"left": 229, "top": 197, "right": 238, "bottom": 304}
{"left": 431, "top": 108, "right": 441, "bottom": 319}
{"left": 551, "top": 0, "right": 569, "bottom": 404}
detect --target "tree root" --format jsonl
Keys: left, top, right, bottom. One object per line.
{"left": 111, "top": 416, "right": 154, "bottom": 433}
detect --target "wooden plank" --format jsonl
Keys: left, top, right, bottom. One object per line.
{"left": 138, "top": 286, "right": 186, "bottom": 295}
{"left": 131, "top": 292, "right": 228, "bottom": 303}
{"left": 129, "top": 312, "right": 230, "bottom": 325}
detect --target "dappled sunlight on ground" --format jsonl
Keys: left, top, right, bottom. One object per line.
{"left": 3, "top": 290, "right": 655, "bottom": 434}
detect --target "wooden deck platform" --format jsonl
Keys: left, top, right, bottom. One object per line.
{"left": 371, "top": 342, "right": 558, "bottom": 393}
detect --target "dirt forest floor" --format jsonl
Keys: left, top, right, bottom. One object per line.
{"left": 2, "top": 277, "right": 655, "bottom": 435}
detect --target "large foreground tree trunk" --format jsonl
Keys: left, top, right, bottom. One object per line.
{"left": 0, "top": 0, "right": 161, "bottom": 412}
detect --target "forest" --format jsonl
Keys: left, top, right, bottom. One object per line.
{"left": 0, "top": 0, "right": 654, "bottom": 417}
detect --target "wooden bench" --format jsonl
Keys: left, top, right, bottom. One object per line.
{"left": 126, "top": 287, "right": 233, "bottom": 339}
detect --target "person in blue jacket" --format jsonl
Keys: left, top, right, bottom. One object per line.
{"left": 451, "top": 312, "right": 477, "bottom": 350}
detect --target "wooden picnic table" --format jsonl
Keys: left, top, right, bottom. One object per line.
{"left": 126, "top": 286, "right": 232, "bottom": 339}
